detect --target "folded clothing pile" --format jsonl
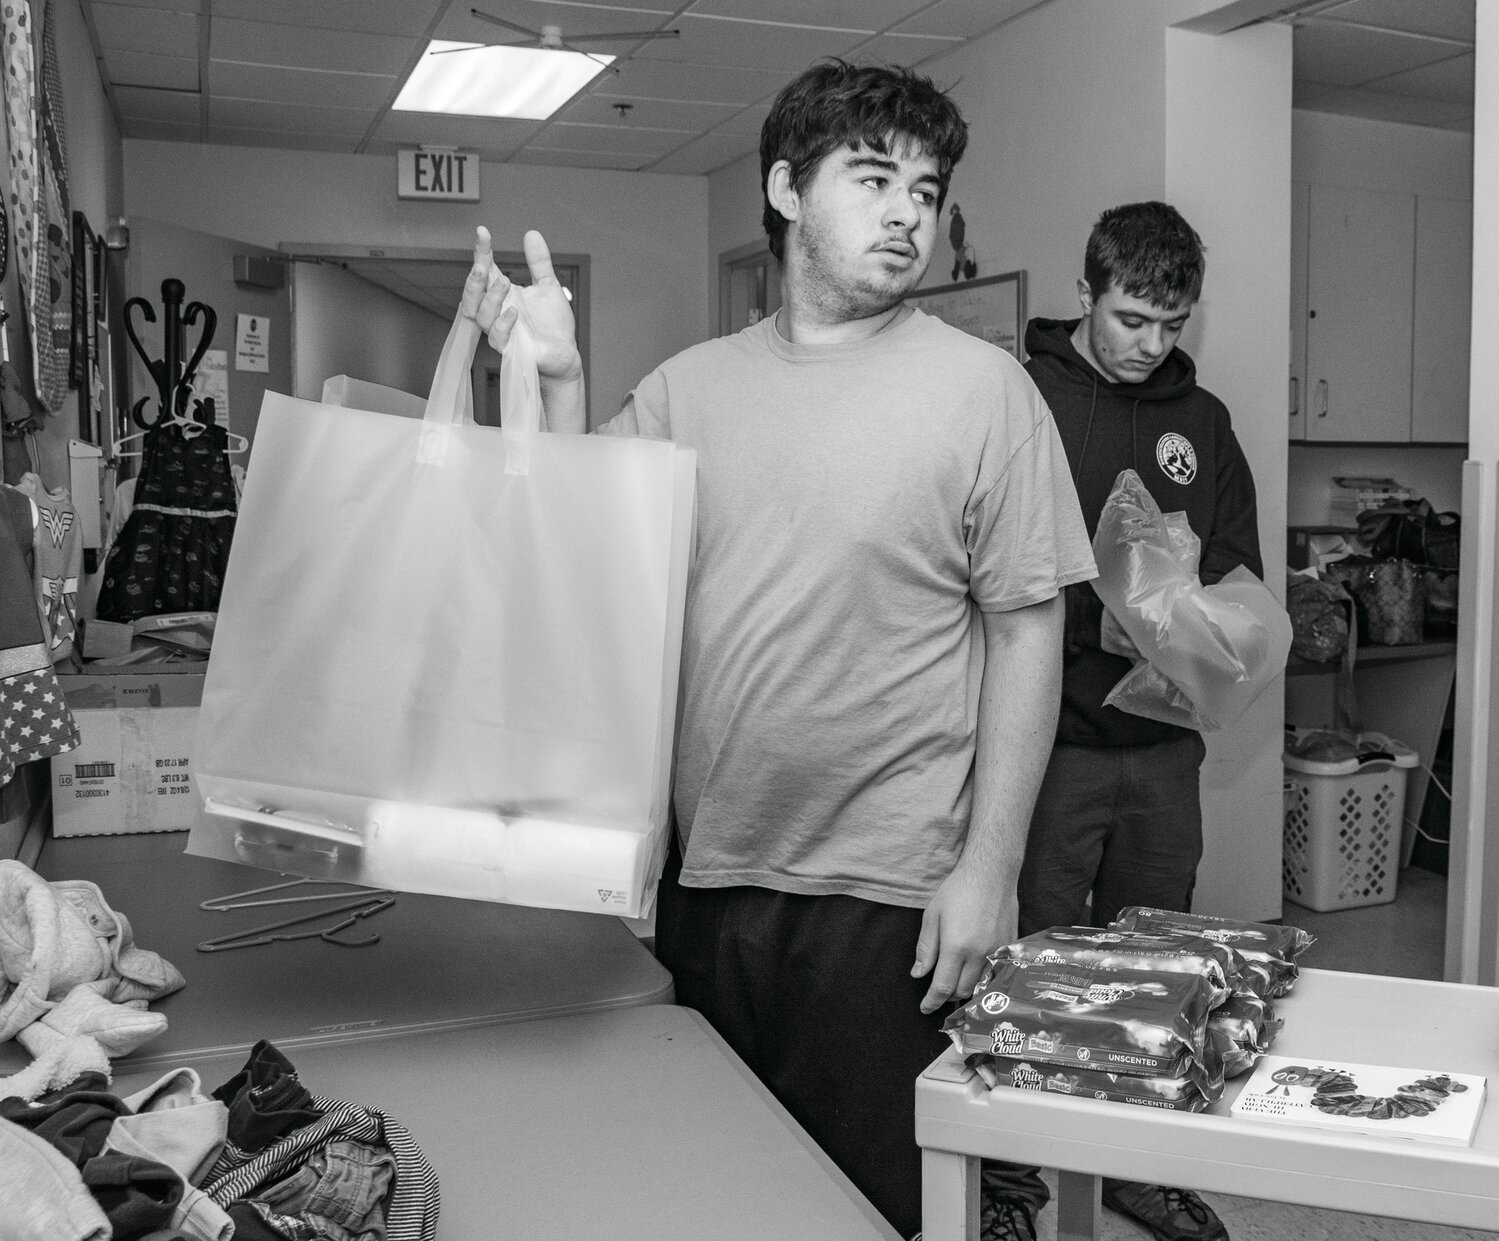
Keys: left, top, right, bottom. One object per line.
{"left": 0, "top": 1039, "right": 440, "bottom": 1241}
{"left": 944, "top": 911, "right": 1314, "bottom": 1112}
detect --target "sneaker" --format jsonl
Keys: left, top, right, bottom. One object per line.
{"left": 979, "top": 1192, "right": 1038, "bottom": 1241}
{"left": 1101, "top": 1181, "right": 1228, "bottom": 1241}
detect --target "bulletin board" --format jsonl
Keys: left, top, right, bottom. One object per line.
{"left": 907, "top": 270, "right": 1027, "bottom": 361}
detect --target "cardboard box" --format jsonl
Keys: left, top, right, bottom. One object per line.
{"left": 50, "top": 666, "right": 210, "bottom": 837}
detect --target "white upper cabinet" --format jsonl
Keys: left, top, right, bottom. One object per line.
{"left": 1303, "top": 184, "right": 1415, "bottom": 441}
{"left": 1291, "top": 182, "right": 1472, "bottom": 444}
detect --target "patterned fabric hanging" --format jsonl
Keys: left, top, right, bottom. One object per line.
{"left": 0, "top": 2, "right": 40, "bottom": 400}
{"left": 1, "top": 485, "right": 78, "bottom": 785}
{"left": 33, "top": 0, "right": 68, "bottom": 410}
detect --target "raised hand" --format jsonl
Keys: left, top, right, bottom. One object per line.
{"left": 464, "top": 226, "right": 583, "bottom": 383}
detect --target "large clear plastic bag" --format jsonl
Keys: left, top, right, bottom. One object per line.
{"left": 1091, "top": 470, "right": 1291, "bottom": 732}
{"left": 189, "top": 303, "right": 696, "bottom": 918}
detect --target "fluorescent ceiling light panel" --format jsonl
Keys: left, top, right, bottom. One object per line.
{"left": 394, "top": 41, "right": 613, "bottom": 120}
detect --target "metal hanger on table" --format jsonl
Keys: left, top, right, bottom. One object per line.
{"left": 196, "top": 894, "right": 397, "bottom": 953}
{"left": 199, "top": 876, "right": 393, "bottom": 912}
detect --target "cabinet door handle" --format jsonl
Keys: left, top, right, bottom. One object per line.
{"left": 1289, "top": 376, "right": 1299, "bottom": 417}
{"left": 1316, "top": 379, "right": 1328, "bottom": 419}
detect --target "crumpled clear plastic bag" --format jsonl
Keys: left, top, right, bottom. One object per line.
{"left": 1091, "top": 469, "right": 1292, "bottom": 732}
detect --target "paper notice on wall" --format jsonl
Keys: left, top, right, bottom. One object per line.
{"left": 196, "top": 349, "right": 230, "bottom": 427}
{"left": 235, "top": 314, "right": 270, "bottom": 372}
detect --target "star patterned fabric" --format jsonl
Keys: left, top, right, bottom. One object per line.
{"left": 2, "top": 485, "right": 79, "bottom": 785}
{"left": 0, "top": 667, "right": 77, "bottom": 784}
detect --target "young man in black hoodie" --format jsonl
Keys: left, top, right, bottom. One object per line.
{"left": 982, "top": 203, "right": 1258, "bottom": 1241}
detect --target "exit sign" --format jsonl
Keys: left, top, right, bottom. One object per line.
{"left": 398, "top": 147, "right": 480, "bottom": 201}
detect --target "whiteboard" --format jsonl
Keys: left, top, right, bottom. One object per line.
{"left": 907, "top": 270, "right": 1027, "bottom": 361}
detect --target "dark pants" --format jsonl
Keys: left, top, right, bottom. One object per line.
{"left": 989, "top": 733, "right": 1208, "bottom": 1211}
{"left": 1017, "top": 733, "right": 1207, "bottom": 935}
{"left": 654, "top": 844, "right": 948, "bottom": 1240}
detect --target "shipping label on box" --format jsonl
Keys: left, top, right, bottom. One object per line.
{"left": 51, "top": 671, "right": 210, "bottom": 837}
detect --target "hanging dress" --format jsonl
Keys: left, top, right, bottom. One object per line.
{"left": 95, "top": 418, "right": 237, "bottom": 622}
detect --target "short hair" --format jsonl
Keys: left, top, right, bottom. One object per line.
{"left": 1083, "top": 201, "right": 1206, "bottom": 307}
{"left": 759, "top": 59, "right": 969, "bottom": 262}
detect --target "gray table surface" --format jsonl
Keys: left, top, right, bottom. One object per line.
{"left": 111, "top": 1005, "right": 902, "bottom": 1241}
{"left": 1, "top": 830, "right": 673, "bottom": 1071}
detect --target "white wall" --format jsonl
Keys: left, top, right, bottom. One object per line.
{"left": 1450, "top": 1, "right": 1499, "bottom": 983}
{"left": 123, "top": 142, "right": 710, "bottom": 427}
{"left": 292, "top": 263, "right": 450, "bottom": 404}
{"left": 0, "top": 0, "right": 124, "bottom": 493}
{"left": 1293, "top": 110, "right": 1474, "bottom": 197}
{"left": 1166, "top": 21, "right": 1293, "bottom": 921}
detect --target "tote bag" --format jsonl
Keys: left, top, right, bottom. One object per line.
{"left": 188, "top": 309, "right": 695, "bottom": 918}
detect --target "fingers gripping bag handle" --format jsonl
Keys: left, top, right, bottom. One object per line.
{"left": 415, "top": 289, "right": 542, "bottom": 470}
{"left": 496, "top": 287, "right": 542, "bottom": 474}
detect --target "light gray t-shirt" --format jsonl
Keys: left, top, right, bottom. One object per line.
{"left": 600, "top": 308, "right": 1095, "bottom": 906}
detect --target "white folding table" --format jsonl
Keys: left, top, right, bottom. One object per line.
{"left": 917, "top": 967, "right": 1499, "bottom": 1239}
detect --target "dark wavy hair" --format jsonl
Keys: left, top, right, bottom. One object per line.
{"left": 760, "top": 59, "right": 969, "bottom": 262}
{"left": 1084, "top": 201, "right": 1206, "bottom": 307}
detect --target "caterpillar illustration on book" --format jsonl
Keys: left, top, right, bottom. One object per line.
{"left": 1267, "top": 1064, "right": 1471, "bottom": 1120}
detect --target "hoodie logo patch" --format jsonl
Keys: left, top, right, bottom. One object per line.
{"left": 1156, "top": 434, "right": 1197, "bottom": 485}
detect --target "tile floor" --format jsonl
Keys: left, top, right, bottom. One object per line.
{"left": 1027, "top": 868, "right": 1496, "bottom": 1240}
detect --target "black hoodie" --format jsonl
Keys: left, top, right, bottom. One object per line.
{"left": 1024, "top": 317, "right": 1263, "bottom": 748}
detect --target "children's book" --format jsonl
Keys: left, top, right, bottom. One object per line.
{"left": 1231, "top": 1054, "right": 1486, "bottom": 1145}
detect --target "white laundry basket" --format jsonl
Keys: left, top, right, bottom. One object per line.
{"left": 1283, "top": 729, "right": 1418, "bottom": 913}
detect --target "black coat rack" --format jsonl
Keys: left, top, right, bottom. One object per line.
{"left": 123, "top": 277, "right": 218, "bottom": 429}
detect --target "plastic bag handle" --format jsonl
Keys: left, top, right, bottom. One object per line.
{"left": 416, "top": 291, "right": 542, "bottom": 469}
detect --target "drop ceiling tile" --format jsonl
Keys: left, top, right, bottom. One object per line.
{"left": 210, "top": 17, "right": 413, "bottom": 75}
{"left": 439, "top": 0, "right": 676, "bottom": 46}
{"left": 893, "top": 0, "right": 1042, "bottom": 39}
{"left": 102, "top": 48, "right": 199, "bottom": 91}
{"left": 211, "top": 96, "right": 375, "bottom": 139}
{"left": 635, "top": 13, "right": 865, "bottom": 69}
{"left": 1328, "top": 0, "right": 1475, "bottom": 43}
{"left": 558, "top": 91, "right": 740, "bottom": 131}
{"left": 849, "top": 33, "right": 963, "bottom": 67}
{"left": 1294, "top": 22, "right": 1458, "bottom": 87}
{"left": 114, "top": 84, "right": 200, "bottom": 125}
{"left": 210, "top": 61, "right": 397, "bottom": 110}
{"left": 596, "top": 57, "right": 787, "bottom": 105}
{"left": 121, "top": 118, "right": 202, "bottom": 143}
{"left": 90, "top": 2, "right": 199, "bottom": 57}
{"left": 717, "top": 102, "right": 769, "bottom": 137}
{"left": 95, "top": 0, "right": 201, "bottom": 11}
{"left": 536, "top": 120, "right": 693, "bottom": 156}
{"left": 648, "top": 128, "right": 758, "bottom": 175}
{"left": 373, "top": 110, "right": 547, "bottom": 157}
{"left": 205, "top": 126, "right": 359, "bottom": 154}
{"left": 688, "top": 0, "right": 924, "bottom": 29}
{"left": 211, "top": 0, "right": 440, "bottom": 37}
{"left": 514, "top": 146, "right": 658, "bottom": 171}
{"left": 1372, "top": 52, "right": 1474, "bottom": 105}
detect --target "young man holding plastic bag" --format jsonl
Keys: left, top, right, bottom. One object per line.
{"left": 984, "top": 203, "right": 1265, "bottom": 1241}
{"left": 464, "top": 59, "right": 1095, "bottom": 1241}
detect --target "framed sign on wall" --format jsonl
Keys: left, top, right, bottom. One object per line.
{"left": 907, "top": 269, "right": 1027, "bottom": 362}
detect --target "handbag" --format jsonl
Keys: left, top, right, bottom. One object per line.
{"left": 188, "top": 306, "right": 696, "bottom": 918}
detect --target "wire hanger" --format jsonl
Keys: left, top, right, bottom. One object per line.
{"left": 112, "top": 381, "right": 248, "bottom": 460}
{"left": 200, "top": 876, "right": 392, "bottom": 912}
{"left": 197, "top": 894, "right": 396, "bottom": 953}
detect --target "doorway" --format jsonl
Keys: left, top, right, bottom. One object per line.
{"left": 280, "top": 243, "right": 591, "bottom": 427}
